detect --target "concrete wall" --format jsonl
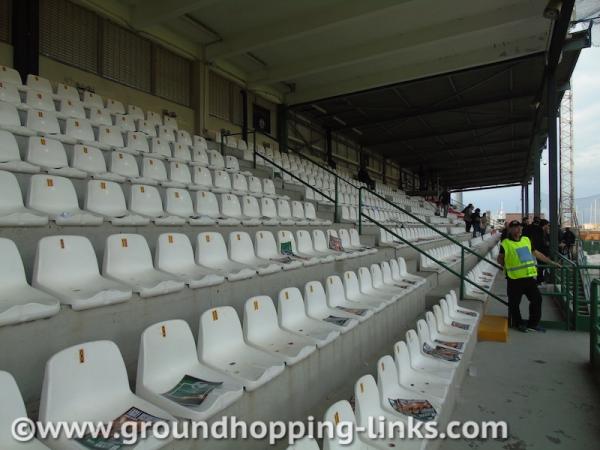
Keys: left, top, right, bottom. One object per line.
{"left": 0, "top": 41, "right": 12, "bottom": 66}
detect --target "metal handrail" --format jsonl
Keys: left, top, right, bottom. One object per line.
{"left": 358, "top": 187, "right": 503, "bottom": 270}
{"left": 591, "top": 279, "right": 600, "bottom": 369}
{"left": 360, "top": 212, "right": 508, "bottom": 306}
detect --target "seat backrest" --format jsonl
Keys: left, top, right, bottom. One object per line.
{"left": 255, "top": 230, "right": 278, "bottom": 260}
{"left": 172, "top": 143, "right": 191, "bottom": 162}
{"left": 342, "top": 271, "right": 361, "bottom": 298}
{"left": 128, "top": 184, "right": 165, "bottom": 218}
{"left": 88, "top": 108, "right": 112, "bottom": 128}
{"left": 354, "top": 374, "right": 382, "bottom": 429}
{"left": 39, "top": 341, "right": 131, "bottom": 421}
{"left": 380, "top": 261, "right": 394, "bottom": 285}
{"left": 338, "top": 229, "right": 351, "bottom": 248}
{"left": 26, "top": 109, "right": 60, "bottom": 134}
{"left": 277, "top": 230, "right": 298, "bottom": 254}
{"left": 393, "top": 340, "right": 414, "bottom": 385}
{"left": 229, "top": 231, "right": 258, "bottom": 263}
{"left": 65, "top": 117, "right": 95, "bottom": 141}
{"left": 0, "top": 65, "right": 22, "bottom": 86}
{"left": 163, "top": 116, "right": 178, "bottom": 129}
{"left": 98, "top": 125, "right": 124, "bottom": 147}
{"left": 125, "top": 131, "right": 150, "bottom": 153}
{"left": 127, "top": 104, "right": 144, "bottom": 120}
{"left": 137, "top": 119, "right": 157, "bottom": 137}
{"left": 104, "top": 233, "right": 154, "bottom": 274}
{"left": 0, "top": 101, "right": 21, "bottom": 127}
{"left": 196, "top": 232, "right": 229, "bottom": 267}
{"left": 277, "top": 287, "right": 307, "bottom": 325}
{"left": 295, "top": 230, "right": 315, "bottom": 254}
{"left": 325, "top": 275, "right": 346, "bottom": 307}
{"left": 165, "top": 188, "right": 194, "bottom": 218}
{"left": 26, "top": 90, "right": 55, "bottom": 111}
{"left": 85, "top": 179, "right": 127, "bottom": 217}
{"left": 248, "top": 176, "right": 262, "bottom": 195}
{"left": 277, "top": 199, "right": 292, "bottom": 219}
{"left": 232, "top": 173, "right": 248, "bottom": 192}
{"left": 138, "top": 320, "right": 198, "bottom": 388}
{"left": 376, "top": 354, "right": 400, "bottom": 402}
{"left": 27, "top": 174, "right": 80, "bottom": 214}
{"left": 398, "top": 257, "right": 409, "bottom": 275}
{"left": 312, "top": 229, "right": 328, "bottom": 251}
{"left": 260, "top": 197, "right": 277, "bottom": 219}
{"left": 243, "top": 296, "right": 280, "bottom": 341}
{"left": 150, "top": 138, "right": 172, "bottom": 159}
{"left": 405, "top": 328, "right": 422, "bottom": 360}
{"left": 357, "top": 267, "right": 375, "bottom": 291}
{"left": 370, "top": 264, "right": 386, "bottom": 288}
{"left": 263, "top": 178, "right": 276, "bottom": 195}
{"left": 82, "top": 91, "right": 103, "bottom": 108}
{"left": 0, "top": 129, "right": 21, "bottom": 163}
{"left": 322, "top": 400, "right": 360, "bottom": 450}
{"left": 105, "top": 98, "right": 125, "bottom": 115}
{"left": 146, "top": 110, "right": 162, "bottom": 127}
{"left": 110, "top": 151, "right": 140, "bottom": 177}
{"left": 27, "top": 136, "right": 68, "bottom": 169}
{"left": 192, "top": 147, "right": 209, "bottom": 166}
{"left": 0, "top": 171, "right": 26, "bottom": 212}
{"left": 192, "top": 165, "right": 213, "bottom": 188}
{"left": 114, "top": 114, "right": 136, "bottom": 132}
{"left": 208, "top": 150, "right": 225, "bottom": 169}
{"left": 220, "top": 193, "right": 242, "bottom": 218}
{"left": 26, "top": 74, "right": 52, "bottom": 93}
{"left": 142, "top": 157, "right": 168, "bottom": 181}
{"left": 241, "top": 195, "right": 260, "bottom": 219}
{"left": 198, "top": 306, "right": 244, "bottom": 360}
{"left": 0, "top": 238, "right": 28, "bottom": 289}
{"left": 194, "top": 190, "right": 220, "bottom": 218}
{"left": 169, "top": 161, "right": 192, "bottom": 184}
{"left": 155, "top": 233, "right": 195, "bottom": 270}
{"left": 176, "top": 130, "right": 192, "bottom": 146}
{"left": 34, "top": 235, "right": 101, "bottom": 285}
{"left": 214, "top": 170, "right": 232, "bottom": 190}
{"left": 0, "top": 371, "right": 30, "bottom": 446}
{"left": 348, "top": 229, "right": 362, "bottom": 247}
{"left": 291, "top": 201, "right": 305, "bottom": 220}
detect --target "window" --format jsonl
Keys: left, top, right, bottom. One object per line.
{"left": 40, "top": 0, "right": 98, "bottom": 73}
{"left": 154, "top": 45, "right": 191, "bottom": 106}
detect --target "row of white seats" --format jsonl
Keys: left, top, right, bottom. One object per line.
{"left": 419, "top": 244, "right": 464, "bottom": 272}
{"left": 288, "top": 291, "right": 479, "bottom": 449}
{"left": 379, "top": 226, "right": 443, "bottom": 248}
{"left": 0, "top": 227, "right": 375, "bottom": 322}
{"left": 0, "top": 266, "right": 429, "bottom": 449}
{"left": 0, "top": 66, "right": 181, "bottom": 129}
{"left": 464, "top": 246, "right": 501, "bottom": 301}
{"left": 1, "top": 171, "right": 325, "bottom": 227}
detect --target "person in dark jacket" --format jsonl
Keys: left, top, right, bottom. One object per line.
{"left": 462, "top": 204, "right": 474, "bottom": 233}
{"left": 471, "top": 208, "right": 481, "bottom": 237}
{"left": 439, "top": 190, "right": 451, "bottom": 217}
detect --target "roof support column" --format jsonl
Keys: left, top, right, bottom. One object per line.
{"left": 533, "top": 152, "right": 541, "bottom": 217}
{"left": 277, "top": 104, "right": 289, "bottom": 153}
{"left": 547, "top": 68, "right": 560, "bottom": 257}
{"left": 325, "top": 128, "right": 334, "bottom": 167}
{"left": 524, "top": 182, "right": 529, "bottom": 218}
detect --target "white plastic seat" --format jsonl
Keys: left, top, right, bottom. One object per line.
{"left": 248, "top": 176, "right": 263, "bottom": 196}
{"left": 196, "top": 232, "right": 256, "bottom": 281}
{"left": 349, "top": 228, "right": 377, "bottom": 254}
{"left": 425, "top": 311, "right": 469, "bottom": 349}
{"left": 255, "top": 230, "right": 302, "bottom": 270}
{"left": 277, "top": 230, "right": 320, "bottom": 266}
{"left": 137, "top": 319, "right": 243, "bottom": 420}
{"left": 39, "top": 341, "right": 175, "bottom": 450}
{"left": 103, "top": 234, "right": 185, "bottom": 298}
{"left": 296, "top": 230, "right": 335, "bottom": 263}
{"left": 397, "top": 257, "right": 427, "bottom": 287}
{"left": 110, "top": 151, "right": 157, "bottom": 185}
{"left": 0, "top": 238, "right": 59, "bottom": 327}
{"left": 240, "top": 195, "right": 264, "bottom": 224}
{"left": 85, "top": 180, "right": 149, "bottom": 225}
{"left": 192, "top": 190, "right": 233, "bottom": 225}
{"left": 128, "top": 184, "right": 186, "bottom": 225}
{"left": 0, "top": 170, "right": 48, "bottom": 226}
{"left": 0, "top": 65, "right": 23, "bottom": 88}
{"left": 71, "top": 145, "right": 124, "bottom": 182}
{"left": 439, "top": 300, "right": 476, "bottom": 335}
{"left": 25, "top": 90, "right": 55, "bottom": 112}
{"left": 140, "top": 156, "right": 183, "bottom": 188}
{"left": 322, "top": 400, "right": 372, "bottom": 450}
{"left": 171, "top": 143, "right": 192, "bottom": 163}
{"left": 260, "top": 196, "right": 280, "bottom": 225}
{"left": 0, "top": 371, "right": 51, "bottom": 449}
{"left": 243, "top": 296, "right": 317, "bottom": 365}
{"left": 26, "top": 74, "right": 52, "bottom": 93}
{"left": 124, "top": 131, "right": 150, "bottom": 154}
{"left": 82, "top": 91, "right": 103, "bottom": 108}
{"left": 27, "top": 109, "right": 70, "bottom": 140}
{"left": 405, "top": 329, "right": 455, "bottom": 381}
{"left": 326, "top": 229, "right": 350, "bottom": 260}
{"left": 88, "top": 107, "right": 112, "bottom": 127}
{"left": 127, "top": 104, "right": 144, "bottom": 120}
{"left": 377, "top": 354, "right": 443, "bottom": 425}
{"left": 325, "top": 275, "right": 376, "bottom": 320}
{"left": 0, "top": 129, "right": 40, "bottom": 173}
{"left": 213, "top": 170, "right": 233, "bottom": 193}
{"left": 191, "top": 165, "right": 213, "bottom": 189}
{"left": 105, "top": 97, "right": 125, "bottom": 115}
{"left": 207, "top": 149, "right": 225, "bottom": 170}
{"left": 191, "top": 146, "right": 209, "bottom": 166}
{"left": 0, "top": 102, "right": 35, "bottom": 136}
{"left": 164, "top": 188, "right": 209, "bottom": 225}
{"left": 229, "top": 231, "right": 282, "bottom": 275}
{"left": 277, "top": 287, "right": 340, "bottom": 348}
{"left": 291, "top": 201, "right": 309, "bottom": 225}
{"left": 98, "top": 125, "right": 125, "bottom": 149}
{"left": 149, "top": 137, "right": 172, "bottom": 159}
{"left": 0, "top": 81, "right": 21, "bottom": 105}
{"left": 114, "top": 114, "right": 136, "bottom": 133}
{"left": 416, "top": 319, "right": 463, "bottom": 366}
{"left": 446, "top": 289, "right": 480, "bottom": 319}
{"left": 155, "top": 233, "right": 224, "bottom": 288}
{"left": 176, "top": 129, "right": 192, "bottom": 146}
{"left": 354, "top": 374, "right": 426, "bottom": 450}
{"left": 231, "top": 172, "right": 248, "bottom": 194}
{"left": 276, "top": 199, "right": 296, "bottom": 225}
{"left": 157, "top": 125, "right": 176, "bottom": 142}
{"left": 262, "top": 178, "right": 280, "bottom": 198}
{"left": 64, "top": 117, "right": 101, "bottom": 147}
{"left": 198, "top": 306, "right": 285, "bottom": 391}
{"left": 26, "top": 136, "right": 86, "bottom": 178}
{"left": 163, "top": 115, "right": 178, "bottom": 129}
{"left": 136, "top": 118, "right": 157, "bottom": 137}
{"left": 304, "top": 201, "right": 331, "bottom": 225}
{"left": 312, "top": 229, "right": 343, "bottom": 260}
{"left": 220, "top": 193, "right": 260, "bottom": 225}
{"left": 342, "top": 270, "right": 389, "bottom": 311}
{"left": 27, "top": 174, "right": 103, "bottom": 225}
{"left": 33, "top": 236, "right": 132, "bottom": 311}
{"left": 363, "top": 265, "right": 402, "bottom": 301}
{"left": 146, "top": 110, "right": 161, "bottom": 127}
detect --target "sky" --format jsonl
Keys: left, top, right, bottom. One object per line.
{"left": 460, "top": 39, "right": 600, "bottom": 218}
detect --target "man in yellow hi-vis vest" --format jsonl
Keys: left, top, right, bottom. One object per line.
{"left": 497, "top": 220, "right": 558, "bottom": 332}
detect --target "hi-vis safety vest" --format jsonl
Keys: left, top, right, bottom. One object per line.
{"left": 501, "top": 236, "right": 538, "bottom": 279}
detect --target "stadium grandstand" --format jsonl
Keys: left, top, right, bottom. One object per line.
{"left": 0, "top": 0, "right": 599, "bottom": 449}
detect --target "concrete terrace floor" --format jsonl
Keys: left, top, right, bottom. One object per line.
{"left": 441, "top": 277, "right": 600, "bottom": 450}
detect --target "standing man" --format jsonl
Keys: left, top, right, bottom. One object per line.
{"left": 471, "top": 208, "right": 481, "bottom": 238}
{"left": 461, "top": 204, "right": 474, "bottom": 233}
{"left": 439, "top": 189, "right": 451, "bottom": 218}
{"left": 480, "top": 213, "right": 488, "bottom": 236}
{"left": 497, "top": 220, "right": 559, "bottom": 332}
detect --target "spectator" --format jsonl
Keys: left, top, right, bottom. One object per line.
{"left": 528, "top": 219, "right": 550, "bottom": 284}
{"left": 561, "top": 227, "right": 576, "bottom": 259}
{"left": 439, "top": 189, "right": 451, "bottom": 218}
{"left": 462, "top": 203, "right": 474, "bottom": 233}
{"left": 480, "top": 213, "right": 488, "bottom": 235}
{"left": 471, "top": 208, "right": 481, "bottom": 237}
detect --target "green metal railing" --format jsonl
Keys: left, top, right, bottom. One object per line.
{"left": 591, "top": 279, "right": 600, "bottom": 371}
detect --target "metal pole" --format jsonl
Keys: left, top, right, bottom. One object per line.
{"left": 524, "top": 182, "right": 529, "bottom": 218}
{"left": 252, "top": 132, "right": 257, "bottom": 169}
{"left": 534, "top": 152, "right": 541, "bottom": 216}
{"left": 220, "top": 129, "right": 225, "bottom": 156}
{"left": 334, "top": 177, "right": 339, "bottom": 223}
{"left": 459, "top": 247, "right": 465, "bottom": 300}
{"left": 358, "top": 188, "right": 363, "bottom": 234}
{"left": 548, "top": 69, "right": 560, "bottom": 258}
